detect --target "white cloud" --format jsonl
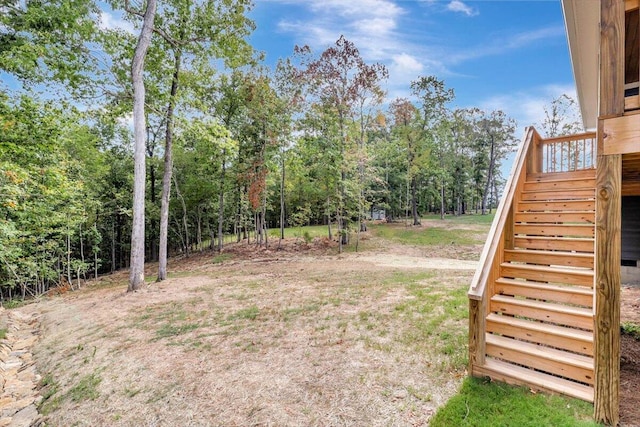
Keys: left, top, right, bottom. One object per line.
{"left": 478, "top": 84, "right": 579, "bottom": 135}
{"left": 270, "top": 0, "right": 567, "bottom": 104}
{"left": 99, "top": 10, "right": 135, "bottom": 35}
{"left": 392, "top": 53, "right": 424, "bottom": 74}
{"left": 447, "top": 0, "right": 477, "bottom": 17}
{"left": 448, "top": 25, "right": 565, "bottom": 64}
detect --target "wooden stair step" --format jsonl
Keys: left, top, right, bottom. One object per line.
{"left": 495, "top": 278, "right": 593, "bottom": 307}
{"left": 523, "top": 178, "right": 596, "bottom": 192}
{"left": 473, "top": 358, "right": 594, "bottom": 402}
{"left": 515, "top": 211, "right": 595, "bottom": 224}
{"left": 520, "top": 188, "right": 595, "bottom": 201}
{"left": 485, "top": 334, "right": 594, "bottom": 385}
{"left": 527, "top": 169, "right": 596, "bottom": 182}
{"left": 500, "top": 263, "right": 594, "bottom": 287}
{"left": 514, "top": 236, "right": 594, "bottom": 253}
{"left": 490, "top": 294, "right": 593, "bottom": 330}
{"left": 519, "top": 199, "right": 595, "bottom": 212}
{"left": 504, "top": 249, "right": 594, "bottom": 269}
{"left": 486, "top": 313, "right": 593, "bottom": 355}
{"left": 514, "top": 223, "right": 594, "bottom": 238}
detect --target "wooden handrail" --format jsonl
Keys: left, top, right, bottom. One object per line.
{"left": 537, "top": 131, "right": 597, "bottom": 145}
{"left": 468, "top": 126, "right": 539, "bottom": 300}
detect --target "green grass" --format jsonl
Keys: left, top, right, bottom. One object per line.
{"left": 212, "top": 253, "right": 233, "bottom": 264}
{"left": 68, "top": 373, "right": 102, "bottom": 402}
{"left": 227, "top": 306, "right": 260, "bottom": 321}
{"left": 38, "top": 373, "right": 61, "bottom": 415}
{"left": 391, "top": 275, "right": 469, "bottom": 371}
{"left": 0, "top": 328, "right": 6, "bottom": 340}
{"left": 268, "top": 224, "right": 329, "bottom": 240}
{"left": 622, "top": 322, "right": 640, "bottom": 340}
{"left": 421, "top": 212, "right": 496, "bottom": 224}
{"left": 369, "top": 223, "right": 484, "bottom": 246}
{"left": 431, "top": 377, "right": 599, "bottom": 427}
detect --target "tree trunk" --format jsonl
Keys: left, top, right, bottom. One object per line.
{"left": 411, "top": 175, "right": 420, "bottom": 225}
{"left": 158, "top": 49, "right": 182, "bottom": 281}
{"left": 128, "top": 0, "right": 157, "bottom": 291}
{"left": 79, "top": 222, "right": 85, "bottom": 279}
{"left": 279, "top": 150, "right": 285, "bottom": 248}
{"left": 173, "top": 173, "right": 189, "bottom": 257}
{"left": 440, "top": 177, "right": 445, "bottom": 220}
{"left": 150, "top": 161, "right": 158, "bottom": 261}
{"left": 196, "top": 207, "right": 202, "bottom": 252}
{"left": 481, "top": 135, "right": 496, "bottom": 215}
{"left": 218, "top": 148, "right": 226, "bottom": 251}
{"left": 66, "top": 222, "right": 71, "bottom": 285}
{"left": 111, "top": 217, "right": 115, "bottom": 274}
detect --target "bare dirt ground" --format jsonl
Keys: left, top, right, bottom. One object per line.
{"left": 4, "top": 219, "right": 640, "bottom": 426}
{"left": 20, "top": 223, "right": 482, "bottom": 426}
{"left": 621, "top": 285, "right": 640, "bottom": 427}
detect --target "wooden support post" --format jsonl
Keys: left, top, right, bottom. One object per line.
{"left": 594, "top": 154, "right": 621, "bottom": 426}
{"left": 601, "top": 0, "right": 625, "bottom": 117}
{"left": 595, "top": 1, "right": 624, "bottom": 423}
{"left": 468, "top": 297, "right": 486, "bottom": 372}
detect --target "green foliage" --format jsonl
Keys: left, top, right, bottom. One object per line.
{"left": 622, "top": 322, "right": 640, "bottom": 340}
{"left": 38, "top": 373, "right": 61, "bottom": 415}
{"left": 228, "top": 306, "right": 260, "bottom": 321}
{"left": 0, "top": 95, "right": 104, "bottom": 298}
{"left": 431, "top": 377, "right": 599, "bottom": 427}
{"left": 68, "top": 373, "right": 102, "bottom": 402}
{"left": 0, "top": 0, "right": 101, "bottom": 89}
{"left": 369, "top": 222, "right": 485, "bottom": 246}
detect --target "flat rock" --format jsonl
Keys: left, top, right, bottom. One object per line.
{"left": 8, "top": 404, "right": 38, "bottom": 427}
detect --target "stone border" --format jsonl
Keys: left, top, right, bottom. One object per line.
{"left": 0, "top": 306, "right": 44, "bottom": 427}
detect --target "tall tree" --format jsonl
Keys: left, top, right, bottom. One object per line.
{"left": 296, "top": 36, "right": 387, "bottom": 252}
{"left": 147, "top": 0, "right": 254, "bottom": 281}
{"left": 127, "top": 0, "right": 157, "bottom": 291}
{"left": 476, "top": 110, "right": 517, "bottom": 214}
{"left": 539, "top": 94, "right": 583, "bottom": 138}
{"left": 410, "top": 76, "right": 454, "bottom": 224}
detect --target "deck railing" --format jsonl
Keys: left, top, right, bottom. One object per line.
{"left": 537, "top": 132, "right": 597, "bottom": 173}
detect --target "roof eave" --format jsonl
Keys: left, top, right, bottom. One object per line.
{"left": 562, "top": 0, "right": 599, "bottom": 131}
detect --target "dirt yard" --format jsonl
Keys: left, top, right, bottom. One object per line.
{"left": 2, "top": 220, "right": 640, "bottom": 426}
{"left": 19, "top": 224, "right": 482, "bottom": 426}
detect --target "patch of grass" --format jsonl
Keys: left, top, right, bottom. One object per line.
{"left": 421, "top": 213, "right": 496, "bottom": 224}
{"left": 2, "top": 299, "right": 26, "bottom": 309}
{"left": 212, "top": 253, "right": 233, "bottom": 264}
{"left": 369, "top": 223, "right": 483, "bottom": 246}
{"left": 155, "top": 323, "right": 201, "bottom": 339}
{"left": 267, "top": 224, "right": 328, "bottom": 240}
{"left": 281, "top": 303, "right": 321, "bottom": 321}
{"left": 0, "top": 328, "right": 6, "bottom": 340}
{"left": 123, "top": 386, "right": 142, "bottom": 398}
{"left": 622, "top": 322, "right": 640, "bottom": 340}
{"left": 392, "top": 279, "right": 469, "bottom": 372}
{"left": 228, "top": 306, "right": 260, "bottom": 321}
{"left": 431, "top": 377, "right": 599, "bottom": 427}
{"left": 39, "top": 373, "right": 61, "bottom": 415}
{"left": 68, "top": 373, "right": 102, "bottom": 402}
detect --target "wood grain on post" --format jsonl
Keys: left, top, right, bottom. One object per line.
{"left": 594, "top": 154, "right": 622, "bottom": 426}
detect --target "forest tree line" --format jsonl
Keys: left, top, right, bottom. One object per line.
{"left": 0, "top": 0, "right": 582, "bottom": 299}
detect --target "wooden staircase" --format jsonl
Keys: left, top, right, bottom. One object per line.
{"left": 468, "top": 129, "right": 598, "bottom": 403}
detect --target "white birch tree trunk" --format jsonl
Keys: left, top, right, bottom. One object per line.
{"left": 128, "top": 0, "right": 157, "bottom": 292}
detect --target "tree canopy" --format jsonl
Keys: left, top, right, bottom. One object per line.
{"left": 0, "top": 1, "right": 580, "bottom": 299}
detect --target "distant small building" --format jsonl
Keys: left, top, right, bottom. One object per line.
{"left": 371, "top": 207, "right": 385, "bottom": 221}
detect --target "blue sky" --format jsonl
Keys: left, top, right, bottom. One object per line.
{"left": 248, "top": 0, "right": 577, "bottom": 134}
